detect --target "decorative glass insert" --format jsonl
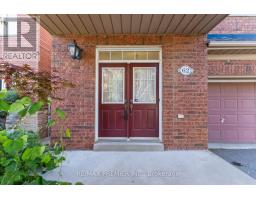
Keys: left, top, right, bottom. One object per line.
{"left": 98, "top": 50, "right": 160, "bottom": 61}
{"left": 148, "top": 51, "right": 159, "bottom": 60}
{"left": 123, "top": 51, "right": 135, "bottom": 60}
{"left": 102, "top": 67, "right": 125, "bottom": 103}
{"left": 135, "top": 51, "right": 147, "bottom": 60}
{"left": 99, "top": 51, "right": 110, "bottom": 60}
{"left": 111, "top": 51, "right": 122, "bottom": 60}
{"left": 133, "top": 67, "right": 156, "bottom": 103}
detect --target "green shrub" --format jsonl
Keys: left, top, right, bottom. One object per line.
{"left": 0, "top": 90, "right": 72, "bottom": 185}
{"left": 0, "top": 129, "right": 65, "bottom": 185}
{"left": 0, "top": 90, "right": 20, "bottom": 130}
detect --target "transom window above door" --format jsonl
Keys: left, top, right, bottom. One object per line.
{"left": 98, "top": 50, "right": 160, "bottom": 61}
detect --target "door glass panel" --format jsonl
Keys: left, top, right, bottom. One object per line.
{"left": 102, "top": 67, "right": 124, "bottom": 103}
{"left": 133, "top": 67, "right": 156, "bottom": 103}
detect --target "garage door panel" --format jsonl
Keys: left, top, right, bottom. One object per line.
{"left": 221, "top": 85, "right": 237, "bottom": 97}
{"left": 238, "top": 129, "right": 256, "bottom": 142}
{"left": 208, "top": 124, "right": 221, "bottom": 141}
{"left": 238, "top": 99, "right": 256, "bottom": 111}
{"left": 221, "top": 99, "right": 237, "bottom": 115}
{"left": 209, "top": 114, "right": 220, "bottom": 124}
{"left": 238, "top": 84, "right": 255, "bottom": 98}
{"left": 209, "top": 83, "right": 256, "bottom": 143}
{"left": 238, "top": 114, "right": 256, "bottom": 125}
{"left": 221, "top": 127, "right": 238, "bottom": 142}
{"left": 208, "top": 84, "right": 220, "bottom": 97}
{"left": 208, "top": 99, "right": 220, "bottom": 110}
{"left": 222, "top": 114, "right": 237, "bottom": 124}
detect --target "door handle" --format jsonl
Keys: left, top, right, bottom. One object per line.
{"left": 129, "top": 99, "right": 133, "bottom": 113}
{"left": 221, "top": 117, "right": 225, "bottom": 124}
{"left": 124, "top": 100, "right": 129, "bottom": 120}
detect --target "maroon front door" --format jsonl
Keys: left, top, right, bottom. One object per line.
{"left": 99, "top": 63, "right": 159, "bottom": 138}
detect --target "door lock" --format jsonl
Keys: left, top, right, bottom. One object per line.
{"left": 221, "top": 118, "right": 225, "bottom": 123}
{"left": 124, "top": 100, "right": 129, "bottom": 120}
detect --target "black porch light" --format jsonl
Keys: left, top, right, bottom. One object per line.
{"left": 67, "top": 40, "right": 82, "bottom": 60}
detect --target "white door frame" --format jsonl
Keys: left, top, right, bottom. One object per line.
{"left": 95, "top": 46, "right": 163, "bottom": 142}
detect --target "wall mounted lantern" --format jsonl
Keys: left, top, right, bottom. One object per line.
{"left": 67, "top": 40, "right": 82, "bottom": 60}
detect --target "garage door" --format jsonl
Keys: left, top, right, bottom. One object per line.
{"left": 208, "top": 83, "right": 256, "bottom": 143}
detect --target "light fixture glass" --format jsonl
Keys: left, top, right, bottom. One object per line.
{"left": 67, "top": 40, "right": 82, "bottom": 60}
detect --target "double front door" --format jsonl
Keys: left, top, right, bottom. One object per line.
{"left": 99, "top": 63, "right": 159, "bottom": 138}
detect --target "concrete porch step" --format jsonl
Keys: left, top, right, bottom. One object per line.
{"left": 93, "top": 140, "right": 164, "bottom": 151}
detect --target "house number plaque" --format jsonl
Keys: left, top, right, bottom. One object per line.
{"left": 177, "top": 65, "right": 194, "bottom": 76}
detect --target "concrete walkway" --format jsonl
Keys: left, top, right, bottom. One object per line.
{"left": 43, "top": 150, "right": 256, "bottom": 185}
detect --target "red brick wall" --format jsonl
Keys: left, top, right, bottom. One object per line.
{"left": 210, "top": 16, "right": 256, "bottom": 34}
{"left": 51, "top": 34, "right": 208, "bottom": 150}
{"left": 39, "top": 26, "right": 52, "bottom": 73}
{"left": 208, "top": 60, "right": 256, "bottom": 76}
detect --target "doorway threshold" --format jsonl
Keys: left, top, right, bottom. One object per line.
{"left": 94, "top": 138, "right": 164, "bottom": 151}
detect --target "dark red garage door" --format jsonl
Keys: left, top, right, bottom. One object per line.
{"left": 208, "top": 83, "right": 256, "bottom": 143}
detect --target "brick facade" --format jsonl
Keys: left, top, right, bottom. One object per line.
{"left": 51, "top": 34, "right": 208, "bottom": 150}
{"left": 210, "top": 16, "right": 256, "bottom": 34}
{"left": 209, "top": 16, "right": 256, "bottom": 77}
{"left": 208, "top": 60, "right": 256, "bottom": 76}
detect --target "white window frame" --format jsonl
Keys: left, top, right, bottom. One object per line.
{"left": 0, "top": 14, "right": 17, "bottom": 36}
{"left": 95, "top": 46, "right": 163, "bottom": 142}
{"left": 0, "top": 79, "right": 6, "bottom": 90}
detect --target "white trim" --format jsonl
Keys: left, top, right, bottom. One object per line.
{"left": 95, "top": 49, "right": 99, "bottom": 142}
{"left": 208, "top": 79, "right": 256, "bottom": 83}
{"left": 208, "top": 76, "right": 256, "bottom": 83}
{"left": 208, "top": 41, "right": 256, "bottom": 47}
{"left": 98, "top": 137, "right": 159, "bottom": 140}
{"left": 98, "top": 60, "right": 160, "bottom": 63}
{"left": 96, "top": 45, "right": 162, "bottom": 50}
{"left": 0, "top": 79, "right": 6, "bottom": 90}
{"left": 95, "top": 46, "right": 163, "bottom": 142}
{"left": 208, "top": 54, "right": 256, "bottom": 61}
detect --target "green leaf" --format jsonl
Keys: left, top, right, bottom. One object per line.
{"left": 0, "top": 134, "right": 8, "bottom": 144}
{"left": 0, "top": 89, "right": 7, "bottom": 99}
{"left": 28, "top": 101, "right": 44, "bottom": 115}
{"left": 19, "top": 97, "right": 32, "bottom": 106}
{"left": 3, "top": 138, "right": 24, "bottom": 155}
{"left": 9, "top": 101, "right": 24, "bottom": 113}
{"left": 47, "top": 119, "right": 56, "bottom": 127}
{"left": 21, "top": 148, "right": 32, "bottom": 161}
{"left": 22, "top": 146, "right": 46, "bottom": 161}
{"left": 21, "top": 135, "right": 28, "bottom": 144}
{"left": 65, "top": 128, "right": 71, "bottom": 138}
{"left": 55, "top": 107, "right": 65, "bottom": 119}
{"left": 0, "top": 99, "right": 10, "bottom": 112}
{"left": 41, "top": 153, "right": 51, "bottom": 164}
{"left": 31, "top": 146, "right": 46, "bottom": 160}
{"left": 18, "top": 107, "right": 28, "bottom": 118}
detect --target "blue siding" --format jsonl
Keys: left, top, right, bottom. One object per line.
{"left": 208, "top": 34, "right": 256, "bottom": 41}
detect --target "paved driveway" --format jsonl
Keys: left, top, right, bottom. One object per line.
{"left": 211, "top": 149, "right": 256, "bottom": 180}
{"left": 43, "top": 150, "right": 256, "bottom": 185}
